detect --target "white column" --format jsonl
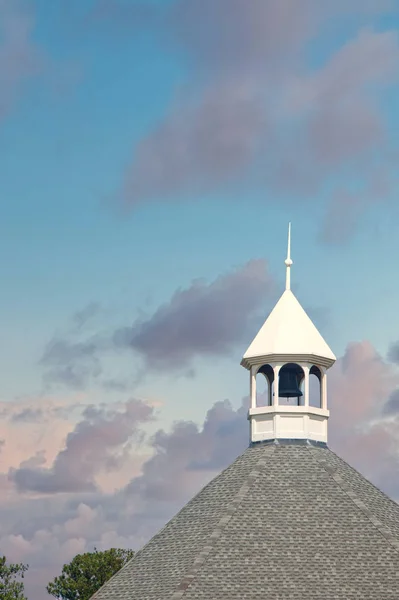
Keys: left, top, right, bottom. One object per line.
{"left": 268, "top": 375, "right": 272, "bottom": 406}
{"left": 273, "top": 365, "right": 281, "bottom": 407}
{"left": 250, "top": 366, "right": 257, "bottom": 409}
{"left": 303, "top": 365, "right": 310, "bottom": 407}
{"left": 321, "top": 368, "right": 327, "bottom": 409}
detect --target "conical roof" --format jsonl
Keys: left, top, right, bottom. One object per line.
{"left": 241, "top": 290, "right": 336, "bottom": 369}
{"left": 91, "top": 441, "right": 399, "bottom": 600}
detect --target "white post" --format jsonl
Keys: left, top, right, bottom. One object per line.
{"left": 268, "top": 375, "right": 272, "bottom": 406}
{"left": 273, "top": 365, "right": 281, "bottom": 407}
{"left": 250, "top": 366, "right": 257, "bottom": 409}
{"left": 321, "top": 368, "right": 327, "bottom": 409}
{"left": 303, "top": 365, "right": 310, "bottom": 407}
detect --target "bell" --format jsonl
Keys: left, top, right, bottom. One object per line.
{"left": 278, "top": 368, "right": 303, "bottom": 398}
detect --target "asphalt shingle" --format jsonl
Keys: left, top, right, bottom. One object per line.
{"left": 91, "top": 441, "right": 399, "bottom": 600}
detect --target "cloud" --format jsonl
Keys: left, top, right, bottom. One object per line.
{"left": 289, "top": 28, "right": 399, "bottom": 113}
{"left": 109, "top": 0, "right": 399, "bottom": 242}
{"left": 125, "top": 398, "right": 248, "bottom": 505}
{"left": 383, "top": 389, "right": 399, "bottom": 416}
{"left": 320, "top": 189, "right": 368, "bottom": 244}
{"left": 72, "top": 303, "right": 102, "bottom": 330}
{"left": 122, "top": 81, "right": 267, "bottom": 203}
{"left": 41, "top": 337, "right": 104, "bottom": 390}
{"left": 319, "top": 165, "right": 397, "bottom": 243}
{"left": 329, "top": 341, "right": 398, "bottom": 428}
{"left": 0, "top": 395, "right": 87, "bottom": 500}
{"left": 40, "top": 303, "right": 131, "bottom": 392}
{"left": 328, "top": 340, "right": 399, "bottom": 496}
{"left": 11, "top": 407, "right": 45, "bottom": 423}
{"left": 0, "top": 0, "right": 43, "bottom": 119}
{"left": 39, "top": 261, "right": 272, "bottom": 389}
{"left": 117, "top": 0, "right": 327, "bottom": 204}
{"left": 293, "top": 28, "right": 399, "bottom": 164}
{"left": 387, "top": 340, "right": 399, "bottom": 364}
{"left": 114, "top": 259, "right": 274, "bottom": 370}
{"left": 8, "top": 399, "right": 153, "bottom": 494}
{"left": 87, "top": 0, "right": 159, "bottom": 35}
{"left": 171, "top": 0, "right": 397, "bottom": 73}
{"left": 270, "top": 29, "right": 399, "bottom": 233}
{"left": 91, "top": 0, "right": 388, "bottom": 74}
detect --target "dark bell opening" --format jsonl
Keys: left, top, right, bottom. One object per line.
{"left": 278, "top": 366, "right": 303, "bottom": 399}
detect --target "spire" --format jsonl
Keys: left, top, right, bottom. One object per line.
{"left": 285, "top": 222, "right": 292, "bottom": 291}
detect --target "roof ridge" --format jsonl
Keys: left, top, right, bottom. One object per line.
{"left": 308, "top": 447, "right": 399, "bottom": 554}
{"left": 170, "top": 448, "right": 275, "bottom": 600}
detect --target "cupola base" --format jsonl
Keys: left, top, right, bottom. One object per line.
{"left": 248, "top": 405, "right": 329, "bottom": 444}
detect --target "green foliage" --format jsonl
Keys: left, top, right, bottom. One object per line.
{"left": 0, "top": 556, "right": 28, "bottom": 600}
{"left": 46, "top": 548, "right": 134, "bottom": 600}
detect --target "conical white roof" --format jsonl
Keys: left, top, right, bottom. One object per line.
{"left": 242, "top": 289, "right": 336, "bottom": 368}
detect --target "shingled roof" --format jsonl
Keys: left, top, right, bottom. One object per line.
{"left": 91, "top": 440, "right": 399, "bottom": 600}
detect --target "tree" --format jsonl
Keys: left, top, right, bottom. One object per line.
{"left": 46, "top": 548, "right": 134, "bottom": 600}
{"left": 0, "top": 556, "right": 28, "bottom": 600}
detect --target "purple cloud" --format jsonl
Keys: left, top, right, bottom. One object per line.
{"left": 39, "top": 261, "right": 272, "bottom": 389}
{"left": 9, "top": 399, "right": 153, "bottom": 494}
{"left": 289, "top": 29, "right": 399, "bottom": 162}
{"left": 168, "top": 0, "right": 356, "bottom": 81}
{"left": 275, "top": 29, "right": 399, "bottom": 244}
{"left": 125, "top": 398, "right": 248, "bottom": 506}
{"left": 108, "top": 0, "right": 399, "bottom": 243}
{"left": 383, "top": 389, "right": 399, "bottom": 416}
{"left": 122, "top": 81, "right": 267, "bottom": 203}
{"left": 114, "top": 259, "right": 274, "bottom": 370}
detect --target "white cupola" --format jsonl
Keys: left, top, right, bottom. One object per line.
{"left": 241, "top": 224, "right": 336, "bottom": 445}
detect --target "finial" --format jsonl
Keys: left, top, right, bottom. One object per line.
{"left": 285, "top": 222, "right": 293, "bottom": 290}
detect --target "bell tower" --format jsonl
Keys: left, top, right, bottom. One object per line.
{"left": 241, "top": 224, "right": 336, "bottom": 445}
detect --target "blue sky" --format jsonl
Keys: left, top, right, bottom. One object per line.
{"left": 1, "top": 2, "right": 399, "bottom": 598}
{"left": 1, "top": 1, "right": 399, "bottom": 406}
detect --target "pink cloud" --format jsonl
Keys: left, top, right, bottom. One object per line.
{"left": 0, "top": 395, "right": 85, "bottom": 488}
{"left": 8, "top": 399, "right": 154, "bottom": 494}
{"left": 328, "top": 341, "right": 399, "bottom": 496}
{"left": 329, "top": 341, "right": 398, "bottom": 428}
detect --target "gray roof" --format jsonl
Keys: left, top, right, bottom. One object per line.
{"left": 92, "top": 441, "right": 399, "bottom": 600}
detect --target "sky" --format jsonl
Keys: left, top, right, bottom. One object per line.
{"left": 1, "top": 0, "right": 399, "bottom": 598}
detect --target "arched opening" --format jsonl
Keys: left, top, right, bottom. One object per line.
{"left": 309, "top": 365, "right": 322, "bottom": 408}
{"left": 256, "top": 364, "right": 273, "bottom": 407}
{"left": 277, "top": 363, "right": 304, "bottom": 406}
